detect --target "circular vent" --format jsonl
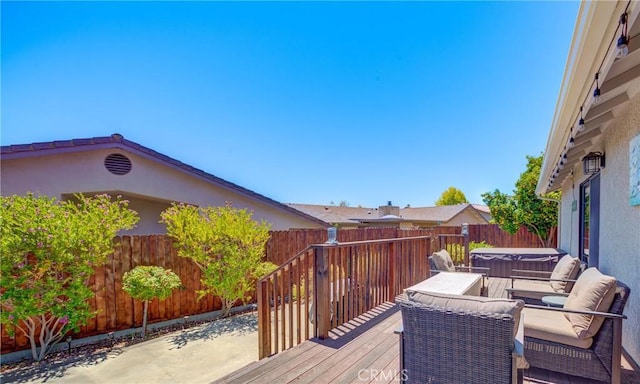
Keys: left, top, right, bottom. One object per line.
{"left": 104, "top": 153, "right": 132, "bottom": 175}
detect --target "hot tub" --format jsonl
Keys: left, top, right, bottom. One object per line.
{"left": 470, "top": 248, "right": 566, "bottom": 278}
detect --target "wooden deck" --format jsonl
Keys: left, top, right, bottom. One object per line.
{"left": 215, "top": 278, "right": 639, "bottom": 384}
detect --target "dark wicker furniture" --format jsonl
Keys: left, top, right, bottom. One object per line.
{"left": 397, "top": 298, "right": 523, "bottom": 384}
{"left": 523, "top": 280, "right": 630, "bottom": 384}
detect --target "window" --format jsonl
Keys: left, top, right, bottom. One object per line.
{"left": 579, "top": 174, "right": 600, "bottom": 267}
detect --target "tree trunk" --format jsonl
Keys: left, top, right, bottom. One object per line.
{"left": 142, "top": 300, "right": 149, "bottom": 337}
{"left": 222, "top": 299, "right": 232, "bottom": 317}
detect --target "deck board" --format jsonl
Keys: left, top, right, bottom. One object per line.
{"left": 213, "top": 278, "right": 639, "bottom": 384}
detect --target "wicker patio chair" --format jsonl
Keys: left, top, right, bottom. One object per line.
{"left": 506, "top": 254, "right": 582, "bottom": 305}
{"left": 522, "top": 275, "right": 630, "bottom": 384}
{"left": 429, "top": 249, "right": 490, "bottom": 295}
{"left": 397, "top": 293, "right": 525, "bottom": 384}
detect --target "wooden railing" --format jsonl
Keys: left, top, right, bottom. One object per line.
{"left": 257, "top": 235, "right": 433, "bottom": 359}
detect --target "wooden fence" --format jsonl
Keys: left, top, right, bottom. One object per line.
{"left": 265, "top": 224, "right": 548, "bottom": 266}
{"left": 1, "top": 224, "right": 551, "bottom": 355}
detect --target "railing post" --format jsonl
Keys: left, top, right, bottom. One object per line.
{"left": 388, "top": 242, "right": 396, "bottom": 299}
{"left": 257, "top": 279, "right": 270, "bottom": 359}
{"left": 314, "top": 245, "right": 330, "bottom": 339}
{"left": 462, "top": 223, "right": 470, "bottom": 266}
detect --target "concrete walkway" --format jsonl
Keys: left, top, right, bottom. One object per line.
{"left": 2, "top": 312, "right": 258, "bottom": 384}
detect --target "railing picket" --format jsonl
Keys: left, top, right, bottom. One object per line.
{"left": 280, "top": 265, "right": 288, "bottom": 351}
{"left": 272, "top": 272, "right": 278, "bottom": 355}
{"left": 304, "top": 252, "right": 310, "bottom": 340}
{"left": 295, "top": 259, "right": 301, "bottom": 346}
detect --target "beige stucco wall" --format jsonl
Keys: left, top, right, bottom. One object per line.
{"left": 0, "top": 148, "right": 323, "bottom": 232}
{"left": 445, "top": 208, "right": 488, "bottom": 227}
{"left": 558, "top": 91, "right": 640, "bottom": 363}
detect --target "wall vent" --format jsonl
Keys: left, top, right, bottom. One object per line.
{"left": 104, "top": 153, "right": 132, "bottom": 175}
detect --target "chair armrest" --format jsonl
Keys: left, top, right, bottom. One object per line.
{"left": 524, "top": 304, "right": 627, "bottom": 319}
{"left": 511, "top": 269, "right": 552, "bottom": 277}
{"left": 510, "top": 275, "right": 577, "bottom": 283}
{"left": 455, "top": 266, "right": 490, "bottom": 274}
{"left": 505, "top": 288, "right": 570, "bottom": 297}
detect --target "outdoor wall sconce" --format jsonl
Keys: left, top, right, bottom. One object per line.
{"left": 461, "top": 223, "right": 469, "bottom": 236}
{"left": 583, "top": 152, "right": 605, "bottom": 175}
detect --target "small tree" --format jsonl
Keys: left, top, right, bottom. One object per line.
{"left": 0, "top": 193, "right": 138, "bottom": 361}
{"left": 482, "top": 155, "right": 561, "bottom": 247}
{"left": 435, "top": 187, "right": 469, "bottom": 206}
{"left": 123, "top": 266, "right": 182, "bottom": 337}
{"left": 161, "top": 203, "right": 274, "bottom": 317}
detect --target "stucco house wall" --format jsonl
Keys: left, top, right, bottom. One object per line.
{"left": 557, "top": 91, "right": 640, "bottom": 363}
{"left": 445, "top": 208, "right": 488, "bottom": 227}
{"left": 598, "top": 92, "right": 640, "bottom": 361}
{"left": 1, "top": 144, "right": 325, "bottom": 233}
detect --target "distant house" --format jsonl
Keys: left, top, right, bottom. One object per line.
{"left": 535, "top": 1, "right": 640, "bottom": 365}
{"left": 287, "top": 202, "right": 491, "bottom": 228}
{"left": 0, "top": 134, "right": 327, "bottom": 234}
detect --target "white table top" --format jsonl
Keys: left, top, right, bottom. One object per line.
{"left": 404, "top": 272, "right": 483, "bottom": 295}
{"left": 541, "top": 295, "right": 568, "bottom": 307}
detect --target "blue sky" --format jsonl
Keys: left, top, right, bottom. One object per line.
{"left": 1, "top": 1, "right": 579, "bottom": 208}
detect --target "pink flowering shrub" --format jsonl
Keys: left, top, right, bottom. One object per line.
{"left": 0, "top": 193, "right": 138, "bottom": 361}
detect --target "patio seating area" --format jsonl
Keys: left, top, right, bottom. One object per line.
{"left": 215, "top": 277, "right": 639, "bottom": 384}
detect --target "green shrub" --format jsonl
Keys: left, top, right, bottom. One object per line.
{"left": 123, "top": 266, "right": 182, "bottom": 337}
{"left": 161, "top": 203, "right": 271, "bottom": 317}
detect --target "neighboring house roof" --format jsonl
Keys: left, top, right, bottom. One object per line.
{"left": 472, "top": 204, "right": 491, "bottom": 214}
{"left": 287, "top": 203, "right": 490, "bottom": 225}
{"left": 400, "top": 205, "right": 476, "bottom": 222}
{"left": 1, "top": 133, "right": 328, "bottom": 227}
{"left": 286, "top": 204, "right": 374, "bottom": 225}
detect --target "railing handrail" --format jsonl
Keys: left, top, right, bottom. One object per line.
{"left": 257, "top": 244, "right": 314, "bottom": 285}
{"left": 310, "top": 235, "right": 433, "bottom": 248}
{"left": 258, "top": 235, "right": 434, "bottom": 285}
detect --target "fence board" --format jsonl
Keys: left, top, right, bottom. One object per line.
{"left": 148, "top": 236, "right": 159, "bottom": 322}
{"left": 122, "top": 236, "right": 134, "bottom": 328}
{"left": 105, "top": 251, "right": 117, "bottom": 330}
{"left": 132, "top": 236, "right": 144, "bottom": 327}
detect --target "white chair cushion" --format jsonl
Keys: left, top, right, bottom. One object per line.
{"left": 550, "top": 255, "right": 581, "bottom": 293}
{"left": 511, "top": 279, "right": 556, "bottom": 300}
{"left": 563, "top": 267, "right": 616, "bottom": 339}
{"left": 523, "top": 307, "right": 592, "bottom": 349}
{"left": 432, "top": 249, "right": 455, "bottom": 272}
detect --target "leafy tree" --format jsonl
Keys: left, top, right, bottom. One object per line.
{"left": 482, "top": 155, "right": 561, "bottom": 247}
{"left": 161, "top": 203, "right": 275, "bottom": 317}
{"left": 0, "top": 193, "right": 138, "bottom": 361}
{"left": 435, "top": 187, "right": 469, "bottom": 206}
{"left": 123, "top": 266, "right": 182, "bottom": 337}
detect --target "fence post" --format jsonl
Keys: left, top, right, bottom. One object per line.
{"left": 314, "top": 245, "right": 330, "bottom": 339}
{"left": 257, "top": 279, "right": 270, "bottom": 359}
{"left": 388, "top": 241, "right": 396, "bottom": 299}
